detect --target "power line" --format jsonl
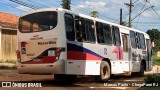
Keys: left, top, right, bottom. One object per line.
{"left": 27, "top": 0, "right": 48, "bottom": 8}
{"left": 132, "top": 22, "right": 160, "bottom": 24}
{"left": 0, "top": 0, "right": 26, "bottom": 12}
{"left": 9, "top": 0, "right": 38, "bottom": 10}
{"left": 146, "top": 0, "right": 160, "bottom": 17}
{"left": 50, "top": 0, "right": 117, "bottom": 21}
{"left": 135, "top": 0, "right": 146, "bottom": 27}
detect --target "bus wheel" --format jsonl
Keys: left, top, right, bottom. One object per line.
{"left": 96, "top": 61, "right": 110, "bottom": 82}
{"left": 138, "top": 62, "right": 144, "bottom": 77}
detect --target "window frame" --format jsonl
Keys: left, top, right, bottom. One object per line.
{"left": 96, "top": 21, "right": 112, "bottom": 45}
{"left": 137, "top": 33, "right": 146, "bottom": 49}
{"left": 64, "top": 13, "right": 75, "bottom": 41}
{"left": 122, "top": 34, "right": 128, "bottom": 52}
{"left": 19, "top": 11, "right": 58, "bottom": 33}
{"left": 75, "top": 16, "right": 96, "bottom": 43}
{"left": 130, "top": 31, "right": 137, "bottom": 49}
{"left": 112, "top": 26, "right": 121, "bottom": 46}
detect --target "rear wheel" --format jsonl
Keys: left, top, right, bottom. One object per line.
{"left": 96, "top": 61, "right": 111, "bottom": 82}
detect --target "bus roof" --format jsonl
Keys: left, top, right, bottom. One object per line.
{"left": 20, "top": 8, "right": 150, "bottom": 39}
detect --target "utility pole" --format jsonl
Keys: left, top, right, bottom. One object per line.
{"left": 125, "top": 0, "right": 134, "bottom": 27}
{"left": 120, "top": 8, "right": 122, "bottom": 25}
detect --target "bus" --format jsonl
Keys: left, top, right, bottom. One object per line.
{"left": 17, "top": 8, "right": 152, "bottom": 81}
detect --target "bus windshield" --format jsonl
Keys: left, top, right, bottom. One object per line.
{"left": 19, "top": 11, "right": 58, "bottom": 33}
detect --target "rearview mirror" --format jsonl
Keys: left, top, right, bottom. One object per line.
{"left": 152, "top": 42, "right": 154, "bottom": 47}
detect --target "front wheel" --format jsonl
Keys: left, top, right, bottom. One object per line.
{"left": 137, "top": 62, "right": 145, "bottom": 77}
{"left": 96, "top": 61, "right": 111, "bottom": 82}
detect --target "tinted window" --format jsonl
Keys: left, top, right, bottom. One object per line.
{"left": 137, "top": 33, "right": 146, "bottom": 49}
{"left": 65, "top": 14, "right": 75, "bottom": 41}
{"left": 75, "top": 16, "right": 95, "bottom": 42}
{"left": 96, "top": 22, "right": 112, "bottom": 44}
{"left": 122, "top": 35, "right": 128, "bottom": 52}
{"left": 19, "top": 11, "right": 57, "bottom": 33}
{"left": 130, "top": 31, "right": 137, "bottom": 48}
{"left": 85, "top": 19, "right": 95, "bottom": 42}
{"left": 75, "top": 16, "right": 85, "bottom": 42}
{"left": 113, "top": 26, "right": 121, "bottom": 46}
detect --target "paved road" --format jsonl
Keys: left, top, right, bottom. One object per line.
{"left": 0, "top": 69, "right": 149, "bottom": 90}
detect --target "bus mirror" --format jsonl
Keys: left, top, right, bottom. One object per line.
{"left": 79, "top": 21, "right": 81, "bottom": 25}
{"left": 152, "top": 42, "right": 155, "bottom": 47}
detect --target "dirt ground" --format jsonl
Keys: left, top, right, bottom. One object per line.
{"left": 0, "top": 66, "right": 160, "bottom": 90}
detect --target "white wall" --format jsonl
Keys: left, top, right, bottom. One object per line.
{"left": 0, "top": 26, "right": 1, "bottom": 61}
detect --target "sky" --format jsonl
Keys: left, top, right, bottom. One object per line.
{"left": 0, "top": 0, "right": 160, "bottom": 32}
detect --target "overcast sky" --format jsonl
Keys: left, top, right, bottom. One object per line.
{"left": 0, "top": 0, "right": 160, "bottom": 32}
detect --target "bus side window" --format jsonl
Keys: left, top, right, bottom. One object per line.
{"left": 122, "top": 35, "right": 128, "bottom": 52}
{"left": 112, "top": 26, "right": 121, "bottom": 46}
{"left": 64, "top": 13, "right": 75, "bottom": 41}
{"left": 96, "top": 22, "right": 112, "bottom": 44}
{"left": 85, "top": 19, "right": 95, "bottom": 42}
{"left": 75, "top": 16, "right": 86, "bottom": 42}
{"left": 137, "top": 33, "right": 146, "bottom": 49}
{"left": 103, "top": 24, "right": 112, "bottom": 44}
{"left": 130, "top": 31, "right": 137, "bottom": 48}
{"left": 96, "top": 22, "right": 104, "bottom": 43}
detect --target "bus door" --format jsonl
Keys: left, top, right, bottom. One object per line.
{"left": 122, "top": 34, "right": 130, "bottom": 72}
{"left": 146, "top": 39, "right": 152, "bottom": 70}
{"left": 129, "top": 31, "right": 140, "bottom": 72}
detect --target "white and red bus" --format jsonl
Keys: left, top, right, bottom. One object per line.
{"left": 17, "top": 8, "right": 152, "bottom": 81}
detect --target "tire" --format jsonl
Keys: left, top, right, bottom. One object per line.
{"left": 96, "top": 61, "right": 111, "bottom": 82}
{"left": 131, "top": 62, "right": 144, "bottom": 77}
{"left": 138, "top": 62, "right": 145, "bottom": 77}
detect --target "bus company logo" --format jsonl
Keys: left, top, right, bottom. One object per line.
{"left": 2, "top": 82, "right": 11, "bottom": 87}
{"left": 1, "top": 82, "right": 42, "bottom": 87}
{"left": 30, "top": 37, "right": 43, "bottom": 40}
{"left": 38, "top": 41, "right": 56, "bottom": 45}
{"left": 33, "top": 35, "right": 39, "bottom": 37}
{"left": 30, "top": 35, "right": 43, "bottom": 40}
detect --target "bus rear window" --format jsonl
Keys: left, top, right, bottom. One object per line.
{"left": 19, "top": 11, "right": 57, "bottom": 33}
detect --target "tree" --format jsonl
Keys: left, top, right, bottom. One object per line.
{"left": 61, "top": 0, "right": 71, "bottom": 10}
{"left": 121, "top": 21, "right": 128, "bottom": 26}
{"left": 146, "top": 29, "right": 160, "bottom": 52}
{"left": 146, "top": 29, "right": 160, "bottom": 42}
{"left": 90, "top": 11, "right": 99, "bottom": 18}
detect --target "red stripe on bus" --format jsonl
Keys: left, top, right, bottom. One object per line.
{"left": 21, "top": 56, "right": 55, "bottom": 64}
{"left": 67, "top": 51, "right": 102, "bottom": 60}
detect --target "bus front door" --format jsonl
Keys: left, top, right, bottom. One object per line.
{"left": 146, "top": 39, "right": 152, "bottom": 71}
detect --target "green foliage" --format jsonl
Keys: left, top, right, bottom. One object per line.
{"left": 144, "top": 74, "right": 160, "bottom": 83}
{"left": 146, "top": 29, "right": 160, "bottom": 52}
{"left": 121, "top": 21, "right": 128, "bottom": 26}
{"left": 0, "top": 65, "right": 16, "bottom": 69}
{"left": 90, "top": 11, "right": 99, "bottom": 18}
{"left": 152, "top": 55, "right": 160, "bottom": 66}
{"left": 0, "top": 59, "right": 17, "bottom": 64}
{"left": 146, "top": 29, "right": 160, "bottom": 41}
{"left": 61, "top": 0, "right": 71, "bottom": 10}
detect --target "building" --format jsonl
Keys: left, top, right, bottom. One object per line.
{"left": 0, "top": 12, "right": 18, "bottom": 63}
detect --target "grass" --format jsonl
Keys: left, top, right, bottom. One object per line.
{"left": 0, "top": 65, "right": 16, "bottom": 69}
{"left": 0, "top": 60, "right": 17, "bottom": 69}
{"left": 152, "top": 55, "right": 160, "bottom": 66}
{"left": 144, "top": 74, "right": 160, "bottom": 83}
